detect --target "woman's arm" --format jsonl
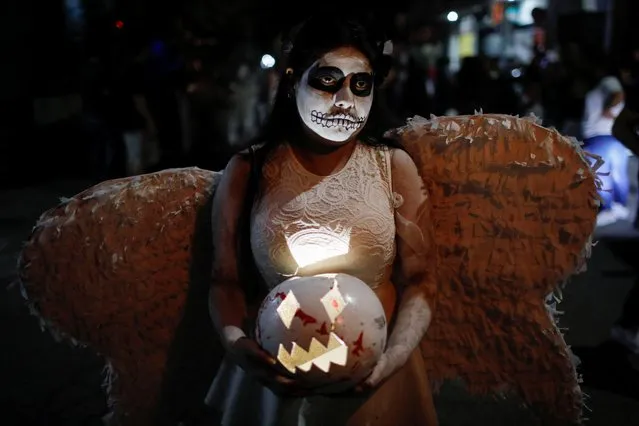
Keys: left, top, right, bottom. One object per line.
{"left": 209, "top": 153, "right": 253, "bottom": 349}
{"left": 209, "top": 152, "right": 313, "bottom": 396}
{"left": 366, "top": 148, "right": 437, "bottom": 386}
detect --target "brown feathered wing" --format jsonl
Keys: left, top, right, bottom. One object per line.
{"left": 388, "top": 114, "right": 601, "bottom": 423}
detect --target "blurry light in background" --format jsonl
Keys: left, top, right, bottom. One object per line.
{"left": 261, "top": 54, "right": 276, "bottom": 69}
{"left": 115, "top": 20, "right": 124, "bottom": 29}
{"left": 447, "top": 11, "right": 459, "bottom": 22}
{"left": 511, "top": 68, "right": 522, "bottom": 78}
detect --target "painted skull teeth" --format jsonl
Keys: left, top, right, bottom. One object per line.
{"left": 311, "top": 111, "right": 364, "bottom": 130}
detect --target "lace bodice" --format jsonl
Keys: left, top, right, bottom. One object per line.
{"left": 250, "top": 142, "right": 398, "bottom": 290}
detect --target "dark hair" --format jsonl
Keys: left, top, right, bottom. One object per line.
{"left": 252, "top": 14, "right": 402, "bottom": 152}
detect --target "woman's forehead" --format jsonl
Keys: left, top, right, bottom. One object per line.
{"left": 313, "top": 46, "right": 372, "bottom": 75}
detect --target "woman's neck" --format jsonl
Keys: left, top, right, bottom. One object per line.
{"left": 289, "top": 138, "right": 358, "bottom": 177}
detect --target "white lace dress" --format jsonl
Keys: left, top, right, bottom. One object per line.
{"left": 206, "top": 142, "right": 437, "bottom": 426}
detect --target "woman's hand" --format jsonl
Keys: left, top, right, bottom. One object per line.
{"left": 321, "top": 380, "right": 373, "bottom": 397}
{"left": 229, "top": 337, "right": 314, "bottom": 397}
{"left": 362, "top": 347, "right": 406, "bottom": 388}
{"left": 320, "top": 349, "right": 407, "bottom": 398}
{"left": 315, "top": 355, "right": 401, "bottom": 398}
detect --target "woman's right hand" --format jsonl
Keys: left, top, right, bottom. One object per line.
{"left": 229, "top": 337, "right": 311, "bottom": 397}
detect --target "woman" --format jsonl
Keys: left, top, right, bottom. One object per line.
{"left": 16, "top": 14, "right": 597, "bottom": 426}
{"left": 206, "top": 15, "right": 439, "bottom": 426}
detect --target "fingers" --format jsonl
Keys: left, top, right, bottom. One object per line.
{"left": 256, "top": 373, "right": 292, "bottom": 387}
{"left": 319, "top": 382, "right": 372, "bottom": 398}
{"left": 234, "top": 338, "right": 314, "bottom": 397}
{"left": 364, "top": 354, "right": 388, "bottom": 387}
{"left": 253, "top": 349, "right": 278, "bottom": 366}
{"left": 314, "top": 380, "right": 349, "bottom": 395}
{"left": 273, "top": 374, "right": 296, "bottom": 386}
{"left": 241, "top": 338, "right": 278, "bottom": 366}
{"left": 355, "top": 382, "right": 375, "bottom": 394}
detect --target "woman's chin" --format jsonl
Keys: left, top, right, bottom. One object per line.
{"left": 314, "top": 130, "right": 363, "bottom": 147}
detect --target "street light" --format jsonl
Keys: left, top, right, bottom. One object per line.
{"left": 260, "top": 54, "right": 276, "bottom": 69}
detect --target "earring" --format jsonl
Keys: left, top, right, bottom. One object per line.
{"left": 284, "top": 68, "right": 295, "bottom": 99}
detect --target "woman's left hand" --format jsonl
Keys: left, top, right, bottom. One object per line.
{"left": 317, "top": 349, "right": 407, "bottom": 398}
{"left": 364, "top": 346, "right": 409, "bottom": 388}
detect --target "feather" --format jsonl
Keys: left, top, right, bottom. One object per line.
{"left": 18, "top": 168, "right": 221, "bottom": 425}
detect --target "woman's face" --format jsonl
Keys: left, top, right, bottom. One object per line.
{"left": 295, "top": 46, "right": 374, "bottom": 145}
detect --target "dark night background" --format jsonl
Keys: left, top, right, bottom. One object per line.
{"left": 1, "top": 0, "right": 639, "bottom": 425}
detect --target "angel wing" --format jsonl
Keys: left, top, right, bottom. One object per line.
{"left": 388, "top": 114, "right": 602, "bottom": 424}
{"left": 18, "top": 168, "right": 223, "bottom": 426}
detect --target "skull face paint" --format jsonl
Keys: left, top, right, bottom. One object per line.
{"left": 296, "top": 46, "right": 374, "bottom": 144}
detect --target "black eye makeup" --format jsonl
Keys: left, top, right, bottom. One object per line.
{"left": 350, "top": 73, "right": 373, "bottom": 96}
{"left": 307, "top": 65, "right": 373, "bottom": 97}
{"left": 308, "top": 66, "right": 344, "bottom": 92}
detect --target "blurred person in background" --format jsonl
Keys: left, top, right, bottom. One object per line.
{"left": 226, "top": 60, "right": 261, "bottom": 149}
{"left": 140, "top": 37, "right": 188, "bottom": 169}
{"left": 522, "top": 51, "right": 548, "bottom": 122}
{"left": 453, "top": 56, "right": 487, "bottom": 115}
{"left": 80, "top": 44, "right": 157, "bottom": 179}
{"left": 382, "top": 12, "right": 410, "bottom": 116}
{"left": 484, "top": 57, "right": 522, "bottom": 116}
{"left": 538, "top": 54, "right": 567, "bottom": 129}
{"left": 522, "top": 79, "right": 545, "bottom": 120}
{"left": 557, "top": 43, "right": 592, "bottom": 138}
{"left": 432, "top": 56, "right": 455, "bottom": 116}
{"left": 119, "top": 45, "right": 160, "bottom": 176}
{"left": 401, "top": 23, "right": 435, "bottom": 117}
{"left": 183, "top": 44, "right": 232, "bottom": 170}
{"left": 80, "top": 54, "right": 123, "bottom": 181}
{"left": 581, "top": 50, "right": 631, "bottom": 227}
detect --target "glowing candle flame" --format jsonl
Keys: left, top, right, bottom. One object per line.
{"left": 285, "top": 227, "right": 351, "bottom": 269}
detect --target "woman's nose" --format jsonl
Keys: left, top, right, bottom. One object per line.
{"left": 334, "top": 77, "right": 355, "bottom": 109}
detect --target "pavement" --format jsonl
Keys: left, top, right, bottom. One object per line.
{"left": 1, "top": 179, "right": 638, "bottom": 426}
